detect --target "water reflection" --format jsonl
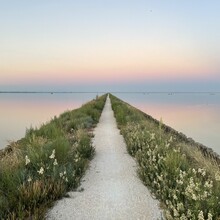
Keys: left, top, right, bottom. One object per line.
{"left": 116, "top": 93, "right": 220, "bottom": 155}
{"left": 1, "top": 92, "right": 220, "bottom": 155}
{"left": 0, "top": 93, "right": 98, "bottom": 149}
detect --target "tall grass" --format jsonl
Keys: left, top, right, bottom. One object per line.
{"left": 0, "top": 94, "right": 107, "bottom": 219}
{"left": 110, "top": 94, "right": 220, "bottom": 220}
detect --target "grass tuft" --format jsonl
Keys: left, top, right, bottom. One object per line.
{"left": 110, "top": 94, "right": 220, "bottom": 220}
{"left": 0, "top": 94, "right": 107, "bottom": 219}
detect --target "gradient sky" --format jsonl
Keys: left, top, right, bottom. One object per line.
{"left": 0, "top": 0, "right": 220, "bottom": 91}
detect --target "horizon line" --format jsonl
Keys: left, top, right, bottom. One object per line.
{"left": 0, "top": 91, "right": 220, "bottom": 94}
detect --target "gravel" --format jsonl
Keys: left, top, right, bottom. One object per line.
{"left": 47, "top": 96, "right": 162, "bottom": 220}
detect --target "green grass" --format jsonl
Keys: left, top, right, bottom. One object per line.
{"left": 0, "top": 94, "right": 107, "bottom": 219}
{"left": 110, "top": 94, "right": 220, "bottom": 220}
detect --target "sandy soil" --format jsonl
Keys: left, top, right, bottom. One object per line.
{"left": 47, "top": 96, "right": 162, "bottom": 220}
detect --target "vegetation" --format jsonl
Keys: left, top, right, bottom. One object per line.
{"left": 0, "top": 94, "right": 107, "bottom": 219}
{"left": 110, "top": 94, "right": 220, "bottom": 220}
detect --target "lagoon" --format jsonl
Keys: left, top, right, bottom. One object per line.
{"left": 116, "top": 92, "right": 220, "bottom": 155}
{"left": 0, "top": 92, "right": 220, "bottom": 155}
{"left": 0, "top": 93, "right": 98, "bottom": 150}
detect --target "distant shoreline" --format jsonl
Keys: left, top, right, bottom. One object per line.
{"left": 0, "top": 91, "right": 220, "bottom": 94}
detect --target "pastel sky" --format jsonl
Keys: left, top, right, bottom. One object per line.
{"left": 0, "top": 0, "right": 220, "bottom": 91}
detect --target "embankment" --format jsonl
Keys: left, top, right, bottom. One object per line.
{"left": 0, "top": 94, "right": 107, "bottom": 219}
{"left": 110, "top": 94, "right": 220, "bottom": 219}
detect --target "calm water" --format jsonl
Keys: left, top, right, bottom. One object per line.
{"left": 0, "top": 93, "right": 99, "bottom": 149}
{"left": 0, "top": 92, "right": 220, "bottom": 155}
{"left": 116, "top": 93, "right": 220, "bottom": 155}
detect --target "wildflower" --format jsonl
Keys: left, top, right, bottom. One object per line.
{"left": 165, "top": 210, "right": 173, "bottom": 220}
{"left": 49, "top": 149, "right": 55, "bottom": 159}
{"left": 198, "top": 168, "right": 206, "bottom": 176}
{"left": 53, "top": 159, "right": 58, "bottom": 166}
{"left": 187, "top": 209, "right": 192, "bottom": 218}
{"left": 65, "top": 177, "right": 68, "bottom": 182}
{"left": 204, "top": 180, "right": 213, "bottom": 189}
{"left": 201, "top": 170, "right": 206, "bottom": 176}
{"left": 201, "top": 191, "right": 208, "bottom": 200}
{"left": 152, "top": 155, "right": 156, "bottom": 162}
{"left": 192, "top": 193, "right": 197, "bottom": 201}
{"left": 37, "top": 167, "right": 44, "bottom": 175}
{"left": 185, "top": 177, "right": 195, "bottom": 197}
{"left": 198, "top": 211, "right": 205, "bottom": 220}
{"left": 25, "top": 155, "right": 30, "bottom": 165}
{"left": 176, "top": 179, "right": 183, "bottom": 185}
{"left": 180, "top": 214, "right": 187, "bottom": 220}
{"left": 173, "top": 194, "right": 178, "bottom": 200}
{"left": 215, "top": 172, "right": 220, "bottom": 181}
{"left": 59, "top": 172, "right": 63, "bottom": 178}
{"left": 192, "top": 168, "right": 197, "bottom": 174}
{"left": 150, "top": 133, "right": 155, "bottom": 140}
{"left": 27, "top": 176, "right": 32, "bottom": 182}
{"left": 72, "top": 171, "right": 76, "bottom": 177}
{"left": 165, "top": 142, "right": 170, "bottom": 148}
{"left": 169, "top": 136, "right": 173, "bottom": 143}
{"left": 177, "top": 203, "right": 184, "bottom": 211}
{"left": 207, "top": 212, "right": 213, "bottom": 220}
{"left": 173, "top": 208, "right": 179, "bottom": 217}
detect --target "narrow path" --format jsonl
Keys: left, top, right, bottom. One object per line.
{"left": 47, "top": 96, "right": 162, "bottom": 220}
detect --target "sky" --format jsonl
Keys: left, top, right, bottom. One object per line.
{"left": 0, "top": 0, "right": 220, "bottom": 92}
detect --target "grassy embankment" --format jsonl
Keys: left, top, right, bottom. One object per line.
{"left": 0, "top": 94, "right": 107, "bottom": 219}
{"left": 110, "top": 94, "right": 220, "bottom": 220}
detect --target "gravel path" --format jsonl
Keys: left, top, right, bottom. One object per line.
{"left": 47, "top": 96, "right": 162, "bottom": 220}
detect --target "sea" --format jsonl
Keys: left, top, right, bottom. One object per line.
{"left": 0, "top": 92, "right": 220, "bottom": 155}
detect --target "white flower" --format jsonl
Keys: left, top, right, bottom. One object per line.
{"left": 215, "top": 172, "right": 220, "bottom": 181}
{"left": 173, "top": 194, "right": 178, "bottom": 200}
{"left": 180, "top": 214, "right": 187, "bottom": 220}
{"left": 207, "top": 212, "right": 213, "bottom": 220}
{"left": 198, "top": 168, "right": 206, "bottom": 176}
{"left": 49, "top": 149, "right": 55, "bottom": 159}
{"left": 201, "top": 191, "right": 208, "bottom": 200}
{"left": 37, "top": 167, "right": 44, "bottom": 175}
{"left": 169, "top": 136, "right": 173, "bottom": 143}
{"left": 165, "top": 142, "right": 170, "bottom": 148}
{"left": 204, "top": 180, "right": 213, "bottom": 189}
{"left": 177, "top": 203, "right": 184, "bottom": 211}
{"left": 176, "top": 179, "right": 183, "bottom": 185}
{"left": 65, "top": 177, "right": 68, "bottom": 182}
{"left": 192, "top": 193, "right": 197, "bottom": 201}
{"left": 59, "top": 172, "right": 63, "bottom": 178}
{"left": 150, "top": 133, "right": 155, "bottom": 140}
{"left": 187, "top": 209, "right": 192, "bottom": 218}
{"left": 25, "top": 155, "right": 30, "bottom": 165}
{"left": 192, "top": 168, "right": 197, "bottom": 174}
{"left": 27, "top": 176, "right": 32, "bottom": 182}
{"left": 53, "top": 159, "right": 58, "bottom": 166}
{"left": 198, "top": 211, "right": 205, "bottom": 220}
{"left": 173, "top": 208, "right": 179, "bottom": 217}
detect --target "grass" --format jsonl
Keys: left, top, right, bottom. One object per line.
{"left": 0, "top": 94, "right": 107, "bottom": 219}
{"left": 110, "top": 94, "right": 220, "bottom": 220}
